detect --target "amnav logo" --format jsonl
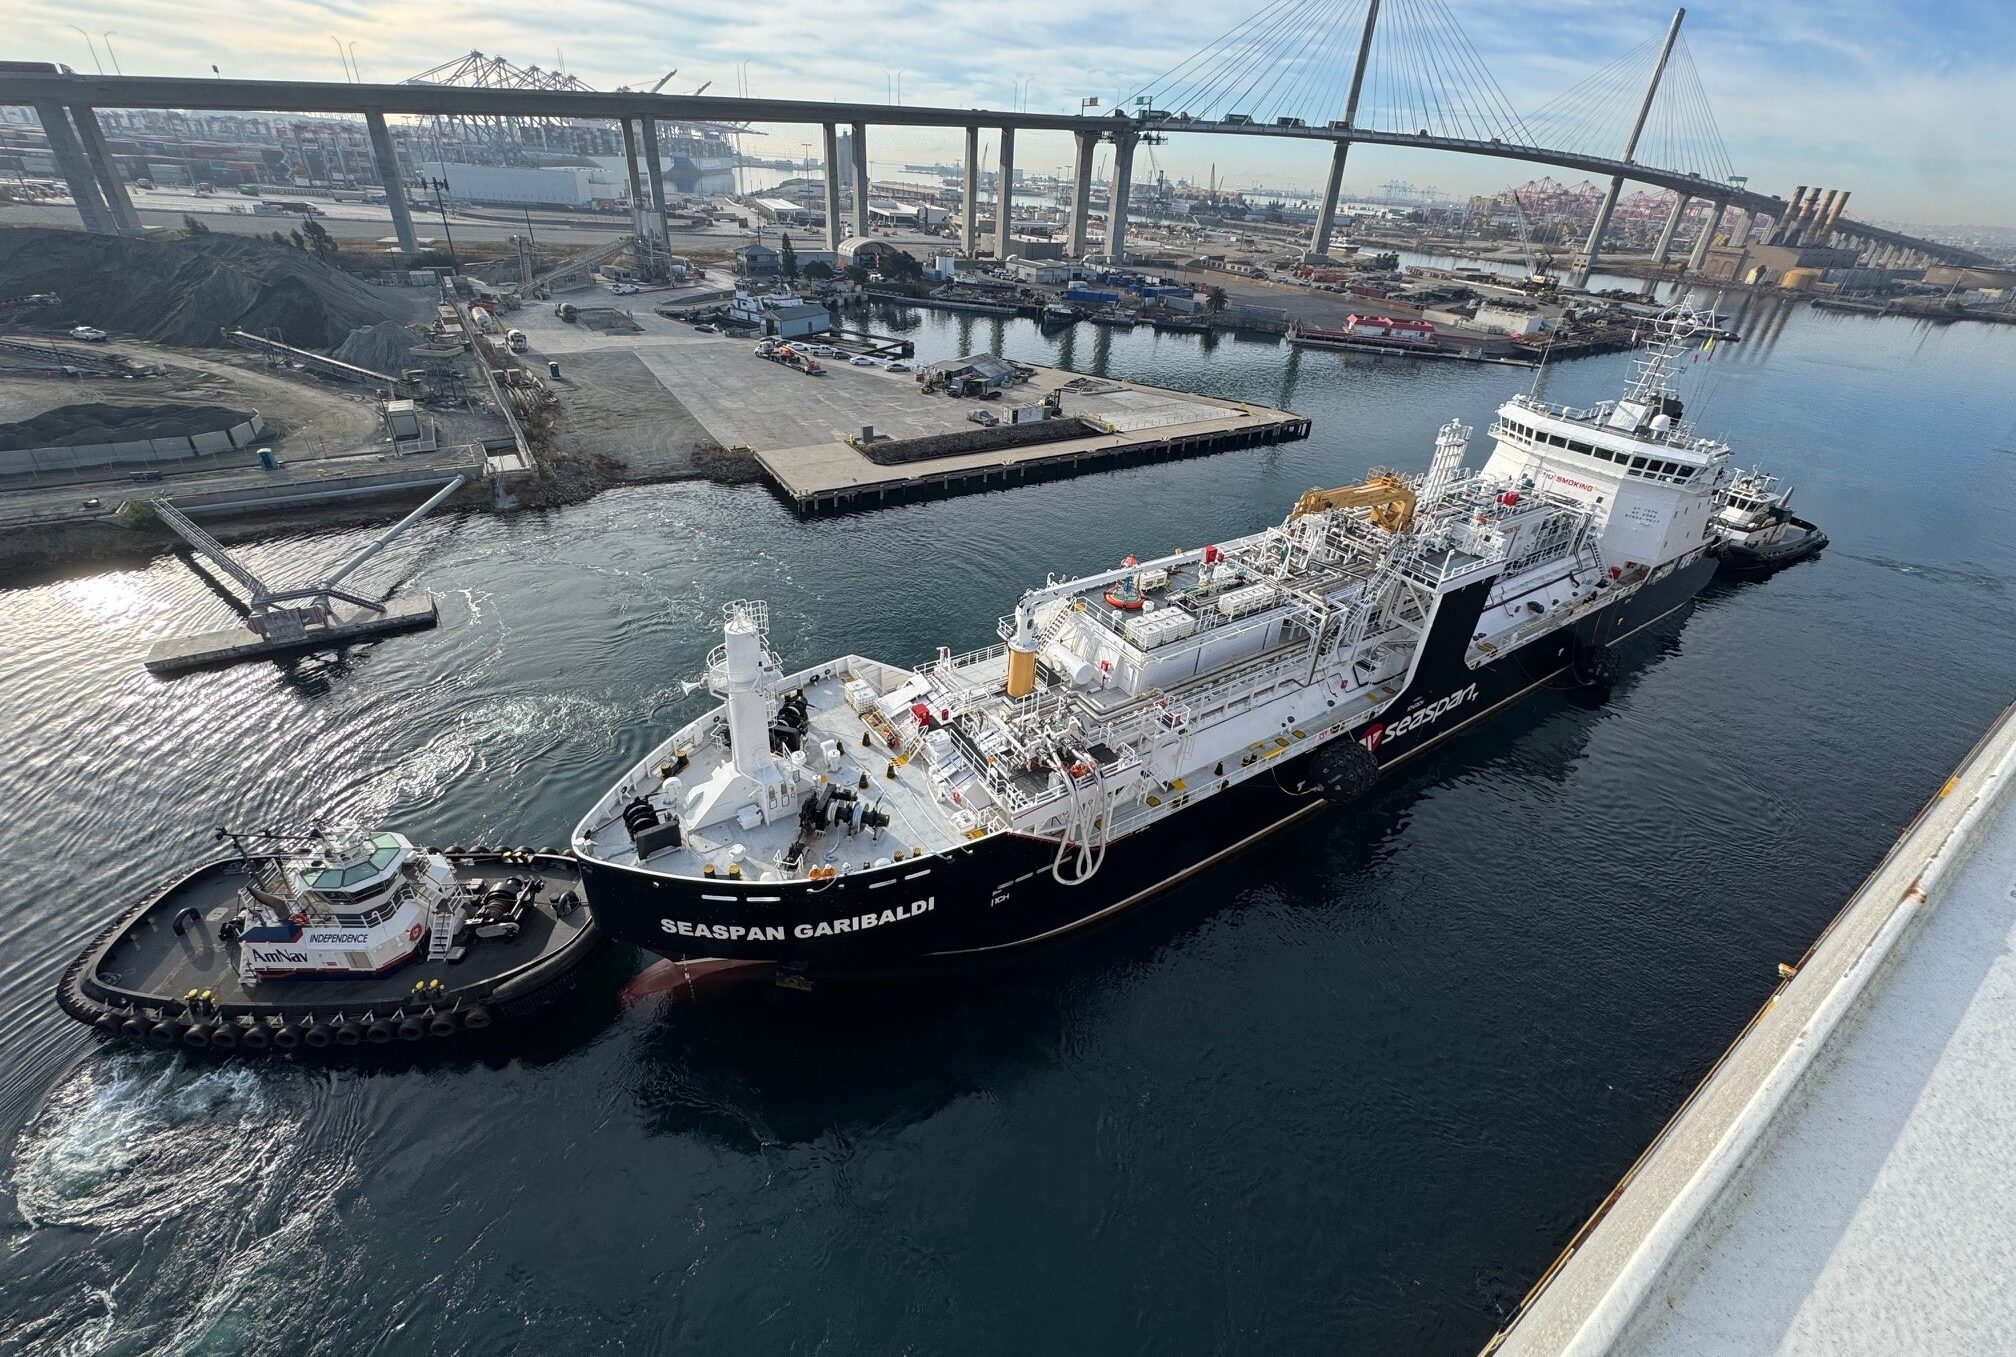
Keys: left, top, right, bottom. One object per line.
{"left": 1360, "top": 683, "right": 1480, "bottom": 751}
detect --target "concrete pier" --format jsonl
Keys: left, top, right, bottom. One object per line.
{"left": 34, "top": 101, "right": 113, "bottom": 236}
{"left": 1483, "top": 699, "right": 2016, "bottom": 1357}
{"left": 640, "top": 116, "right": 670, "bottom": 266}
{"left": 962, "top": 125, "right": 980, "bottom": 256}
{"left": 1686, "top": 199, "right": 1725, "bottom": 272}
{"left": 823, "top": 123, "right": 845, "bottom": 252}
{"left": 365, "top": 109, "right": 418, "bottom": 253}
{"left": 1067, "top": 130, "right": 1097, "bottom": 258}
{"left": 620, "top": 119, "right": 646, "bottom": 242}
{"left": 850, "top": 121, "right": 870, "bottom": 238}
{"left": 1107, "top": 133, "right": 1137, "bottom": 262}
{"left": 994, "top": 127, "right": 1016, "bottom": 260}
{"left": 144, "top": 594, "right": 439, "bottom": 675}
{"left": 71, "top": 106, "right": 140, "bottom": 235}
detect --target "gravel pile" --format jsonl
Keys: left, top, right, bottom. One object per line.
{"left": 0, "top": 227, "right": 408, "bottom": 350}
{"left": 332, "top": 321, "right": 419, "bottom": 374}
{"left": 0, "top": 402, "right": 251, "bottom": 450}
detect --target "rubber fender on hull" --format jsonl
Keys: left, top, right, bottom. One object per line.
{"left": 462, "top": 1005, "right": 493, "bottom": 1030}
{"left": 333, "top": 1022, "right": 364, "bottom": 1047}
{"left": 1311, "top": 738, "right": 1380, "bottom": 803}
{"left": 397, "top": 1016, "right": 426, "bottom": 1042}
{"left": 181, "top": 1024, "right": 210, "bottom": 1049}
{"left": 303, "top": 1022, "right": 333, "bottom": 1049}
{"left": 149, "top": 1021, "right": 182, "bottom": 1043}
{"left": 207, "top": 1021, "right": 239, "bottom": 1051}
{"left": 428, "top": 1012, "right": 458, "bottom": 1038}
{"left": 1572, "top": 640, "right": 1622, "bottom": 690}
{"left": 240, "top": 1023, "right": 271, "bottom": 1050}
{"left": 272, "top": 1025, "right": 302, "bottom": 1050}
{"left": 365, "top": 1021, "right": 396, "bottom": 1045}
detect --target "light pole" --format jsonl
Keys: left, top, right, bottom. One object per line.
{"left": 102, "top": 32, "right": 123, "bottom": 76}
{"left": 349, "top": 43, "right": 362, "bottom": 82}
{"left": 1014, "top": 77, "right": 1036, "bottom": 112}
{"left": 884, "top": 69, "right": 906, "bottom": 106}
{"left": 67, "top": 26, "right": 103, "bottom": 75}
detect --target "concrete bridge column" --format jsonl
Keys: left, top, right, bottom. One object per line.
{"left": 1107, "top": 132, "right": 1138, "bottom": 262}
{"left": 961, "top": 126, "right": 980, "bottom": 256}
{"left": 994, "top": 127, "right": 1016, "bottom": 259}
{"left": 1309, "top": 140, "right": 1352, "bottom": 260}
{"left": 1066, "top": 129, "right": 1097, "bottom": 259}
{"left": 640, "top": 116, "right": 671, "bottom": 269}
{"left": 1686, "top": 200, "right": 1725, "bottom": 273}
{"left": 849, "top": 121, "right": 869, "bottom": 238}
{"left": 620, "top": 118, "right": 646, "bottom": 241}
{"left": 823, "top": 123, "right": 845, "bottom": 253}
{"left": 1571, "top": 174, "right": 1626, "bottom": 288}
{"left": 1726, "top": 207, "right": 1753, "bottom": 249}
{"left": 71, "top": 107, "right": 140, "bottom": 235}
{"left": 365, "top": 109, "right": 418, "bottom": 254}
{"left": 1642, "top": 193, "right": 1690, "bottom": 291}
{"left": 34, "top": 101, "right": 113, "bottom": 235}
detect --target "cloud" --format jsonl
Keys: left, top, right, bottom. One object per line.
{"left": 15, "top": 0, "right": 2011, "bottom": 223}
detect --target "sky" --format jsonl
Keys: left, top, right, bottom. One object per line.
{"left": 15, "top": 0, "right": 2015, "bottom": 225}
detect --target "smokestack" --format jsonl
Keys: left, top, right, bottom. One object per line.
{"left": 1820, "top": 189, "right": 1852, "bottom": 237}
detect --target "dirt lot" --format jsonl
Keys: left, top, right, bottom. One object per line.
{"left": 546, "top": 350, "right": 719, "bottom": 481}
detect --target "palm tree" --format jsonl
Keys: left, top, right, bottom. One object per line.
{"left": 1205, "top": 285, "right": 1228, "bottom": 315}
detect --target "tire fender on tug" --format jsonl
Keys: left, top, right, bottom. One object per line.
{"left": 207, "top": 1020, "right": 239, "bottom": 1051}
{"left": 462, "top": 1005, "right": 493, "bottom": 1030}
{"left": 150, "top": 1020, "right": 183, "bottom": 1044}
{"left": 396, "top": 1015, "right": 426, "bottom": 1042}
{"left": 302, "top": 1020, "right": 333, "bottom": 1049}
{"left": 272, "top": 1024, "right": 302, "bottom": 1050}
{"left": 1572, "top": 639, "right": 1622, "bottom": 690}
{"left": 241, "top": 1022, "right": 271, "bottom": 1050}
{"left": 1310, "top": 738, "right": 1380, "bottom": 803}
{"left": 428, "top": 1010, "right": 458, "bottom": 1038}
{"left": 333, "top": 1021, "right": 364, "bottom": 1047}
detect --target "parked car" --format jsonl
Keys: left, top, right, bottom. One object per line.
{"left": 692, "top": 323, "right": 717, "bottom": 333}
{"left": 966, "top": 410, "right": 999, "bottom": 426}
{"left": 851, "top": 355, "right": 876, "bottom": 366}
{"left": 80, "top": 497, "right": 102, "bottom": 510}
{"left": 610, "top": 282, "right": 639, "bottom": 295}
{"left": 69, "top": 326, "right": 107, "bottom": 342}
{"left": 886, "top": 361, "right": 911, "bottom": 373}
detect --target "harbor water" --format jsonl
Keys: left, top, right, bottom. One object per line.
{"left": 1, "top": 299, "right": 2012, "bottom": 1355}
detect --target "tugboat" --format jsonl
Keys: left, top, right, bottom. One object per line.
{"left": 57, "top": 829, "right": 602, "bottom": 1054}
{"left": 1711, "top": 470, "right": 1827, "bottom": 573}
{"left": 572, "top": 307, "right": 1818, "bottom": 979}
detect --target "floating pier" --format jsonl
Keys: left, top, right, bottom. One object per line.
{"left": 142, "top": 475, "right": 465, "bottom": 674}
{"left": 144, "top": 594, "right": 439, "bottom": 674}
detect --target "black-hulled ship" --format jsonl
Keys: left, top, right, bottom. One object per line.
{"left": 58, "top": 829, "right": 602, "bottom": 1053}
{"left": 572, "top": 309, "right": 1813, "bottom": 975}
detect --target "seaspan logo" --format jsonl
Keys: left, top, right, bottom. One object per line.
{"left": 662, "top": 897, "right": 936, "bottom": 943}
{"left": 1360, "top": 683, "right": 1480, "bottom": 751}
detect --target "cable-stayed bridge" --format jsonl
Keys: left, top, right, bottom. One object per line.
{"left": 2, "top": 4, "right": 1993, "bottom": 274}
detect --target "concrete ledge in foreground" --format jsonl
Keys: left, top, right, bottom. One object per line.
{"left": 1483, "top": 698, "right": 2016, "bottom": 1357}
